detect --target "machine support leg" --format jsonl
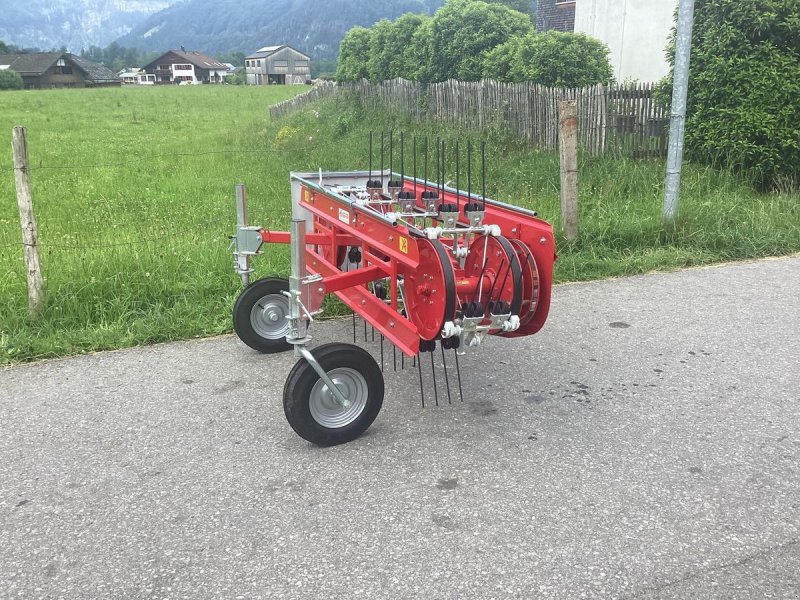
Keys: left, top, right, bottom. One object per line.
{"left": 235, "top": 184, "right": 251, "bottom": 286}
{"left": 289, "top": 218, "right": 350, "bottom": 409}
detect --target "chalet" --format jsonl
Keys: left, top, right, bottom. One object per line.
{"left": 142, "top": 50, "right": 230, "bottom": 84}
{"left": 0, "top": 53, "right": 121, "bottom": 89}
{"left": 245, "top": 45, "right": 311, "bottom": 85}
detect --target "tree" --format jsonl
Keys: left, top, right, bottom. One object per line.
{"left": 337, "top": 26, "right": 373, "bottom": 81}
{"left": 484, "top": 0, "right": 532, "bottom": 16}
{"left": 672, "top": 0, "right": 800, "bottom": 190}
{"left": 367, "top": 14, "right": 428, "bottom": 81}
{"left": 0, "top": 41, "right": 9, "bottom": 54}
{"left": 0, "top": 70, "right": 24, "bottom": 90}
{"left": 429, "top": 0, "right": 532, "bottom": 81}
{"left": 483, "top": 31, "right": 613, "bottom": 87}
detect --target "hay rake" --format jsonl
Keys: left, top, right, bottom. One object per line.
{"left": 230, "top": 135, "right": 555, "bottom": 445}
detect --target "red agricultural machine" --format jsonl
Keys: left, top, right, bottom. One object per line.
{"left": 230, "top": 135, "right": 555, "bottom": 445}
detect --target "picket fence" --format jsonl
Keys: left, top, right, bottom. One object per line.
{"left": 269, "top": 79, "right": 669, "bottom": 157}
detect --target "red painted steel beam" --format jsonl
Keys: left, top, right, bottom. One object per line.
{"left": 307, "top": 251, "right": 420, "bottom": 357}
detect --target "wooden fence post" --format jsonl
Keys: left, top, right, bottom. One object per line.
{"left": 558, "top": 101, "right": 579, "bottom": 241}
{"left": 12, "top": 126, "right": 44, "bottom": 316}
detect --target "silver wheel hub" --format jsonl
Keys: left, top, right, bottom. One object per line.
{"left": 250, "top": 294, "right": 290, "bottom": 339}
{"left": 309, "top": 368, "right": 368, "bottom": 428}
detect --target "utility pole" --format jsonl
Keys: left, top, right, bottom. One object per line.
{"left": 663, "top": 0, "right": 696, "bottom": 226}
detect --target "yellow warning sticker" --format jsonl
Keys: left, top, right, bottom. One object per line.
{"left": 303, "top": 188, "right": 311, "bottom": 203}
{"left": 399, "top": 236, "right": 408, "bottom": 254}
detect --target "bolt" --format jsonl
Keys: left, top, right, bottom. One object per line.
{"left": 388, "top": 235, "right": 394, "bottom": 242}
{"left": 540, "top": 237, "right": 547, "bottom": 245}
{"left": 389, "top": 321, "right": 395, "bottom": 328}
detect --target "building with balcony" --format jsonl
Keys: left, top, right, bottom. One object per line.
{"left": 142, "top": 50, "right": 229, "bottom": 84}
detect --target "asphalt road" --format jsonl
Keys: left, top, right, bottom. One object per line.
{"left": 1, "top": 256, "right": 799, "bottom": 599}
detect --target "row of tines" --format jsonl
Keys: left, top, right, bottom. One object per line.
{"left": 366, "top": 132, "right": 487, "bottom": 211}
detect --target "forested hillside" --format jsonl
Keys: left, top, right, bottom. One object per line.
{"left": 117, "top": 0, "right": 444, "bottom": 58}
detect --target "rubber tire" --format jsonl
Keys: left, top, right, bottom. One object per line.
{"left": 283, "top": 343, "right": 384, "bottom": 446}
{"left": 232, "top": 277, "right": 292, "bottom": 354}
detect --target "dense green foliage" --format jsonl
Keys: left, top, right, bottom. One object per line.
{"left": 367, "top": 14, "right": 429, "bottom": 81}
{"left": 428, "top": 0, "right": 533, "bottom": 81}
{"left": 338, "top": 0, "right": 534, "bottom": 82}
{"left": 483, "top": 31, "right": 613, "bottom": 87}
{"left": 337, "top": 27, "right": 373, "bottom": 82}
{"left": 1, "top": 87, "right": 798, "bottom": 362}
{"left": 676, "top": 0, "right": 800, "bottom": 190}
{"left": 0, "top": 70, "right": 23, "bottom": 90}
{"left": 484, "top": 0, "right": 533, "bottom": 13}
{"left": 337, "top": 0, "right": 609, "bottom": 86}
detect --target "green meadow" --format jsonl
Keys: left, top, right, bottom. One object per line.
{"left": 1, "top": 87, "right": 798, "bottom": 364}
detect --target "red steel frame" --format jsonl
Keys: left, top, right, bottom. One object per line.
{"left": 259, "top": 174, "right": 555, "bottom": 356}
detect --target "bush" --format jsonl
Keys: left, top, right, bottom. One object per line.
{"left": 335, "top": 0, "right": 532, "bottom": 83}
{"left": 676, "top": 0, "right": 800, "bottom": 190}
{"left": 0, "top": 70, "right": 23, "bottom": 90}
{"left": 336, "top": 26, "right": 372, "bottom": 82}
{"left": 483, "top": 31, "right": 614, "bottom": 87}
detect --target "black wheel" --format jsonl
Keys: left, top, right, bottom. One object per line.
{"left": 233, "top": 277, "right": 292, "bottom": 353}
{"left": 283, "top": 343, "right": 384, "bottom": 446}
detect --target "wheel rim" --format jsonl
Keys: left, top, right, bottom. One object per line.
{"left": 250, "top": 293, "right": 290, "bottom": 340}
{"left": 309, "top": 367, "right": 369, "bottom": 428}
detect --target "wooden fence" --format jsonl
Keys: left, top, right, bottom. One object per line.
{"left": 270, "top": 79, "right": 669, "bottom": 157}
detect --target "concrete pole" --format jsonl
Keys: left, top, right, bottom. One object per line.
{"left": 663, "top": 0, "right": 696, "bottom": 225}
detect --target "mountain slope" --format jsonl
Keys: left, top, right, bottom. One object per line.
{"left": 116, "top": 0, "right": 444, "bottom": 58}
{"left": 0, "top": 0, "right": 179, "bottom": 51}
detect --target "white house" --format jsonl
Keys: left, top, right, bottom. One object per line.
{"left": 575, "top": 0, "right": 678, "bottom": 82}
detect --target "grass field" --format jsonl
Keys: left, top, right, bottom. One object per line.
{"left": 1, "top": 87, "right": 798, "bottom": 364}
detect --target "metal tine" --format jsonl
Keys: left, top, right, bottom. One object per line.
{"left": 455, "top": 140, "right": 460, "bottom": 207}
{"left": 401, "top": 351, "right": 405, "bottom": 370}
{"left": 417, "top": 353, "right": 425, "bottom": 408}
{"left": 441, "top": 344, "right": 452, "bottom": 404}
{"left": 482, "top": 141, "right": 486, "bottom": 204}
{"left": 467, "top": 140, "right": 472, "bottom": 200}
{"left": 400, "top": 132, "right": 405, "bottom": 182}
{"left": 429, "top": 346, "right": 439, "bottom": 407}
{"left": 364, "top": 316, "right": 367, "bottom": 342}
{"left": 413, "top": 136, "right": 417, "bottom": 197}
{"left": 352, "top": 311, "right": 356, "bottom": 344}
{"left": 380, "top": 334, "right": 385, "bottom": 372}
{"left": 393, "top": 344, "right": 397, "bottom": 372}
{"left": 372, "top": 325, "right": 375, "bottom": 342}
{"left": 453, "top": 350, "right": 464, "bottom": 402}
